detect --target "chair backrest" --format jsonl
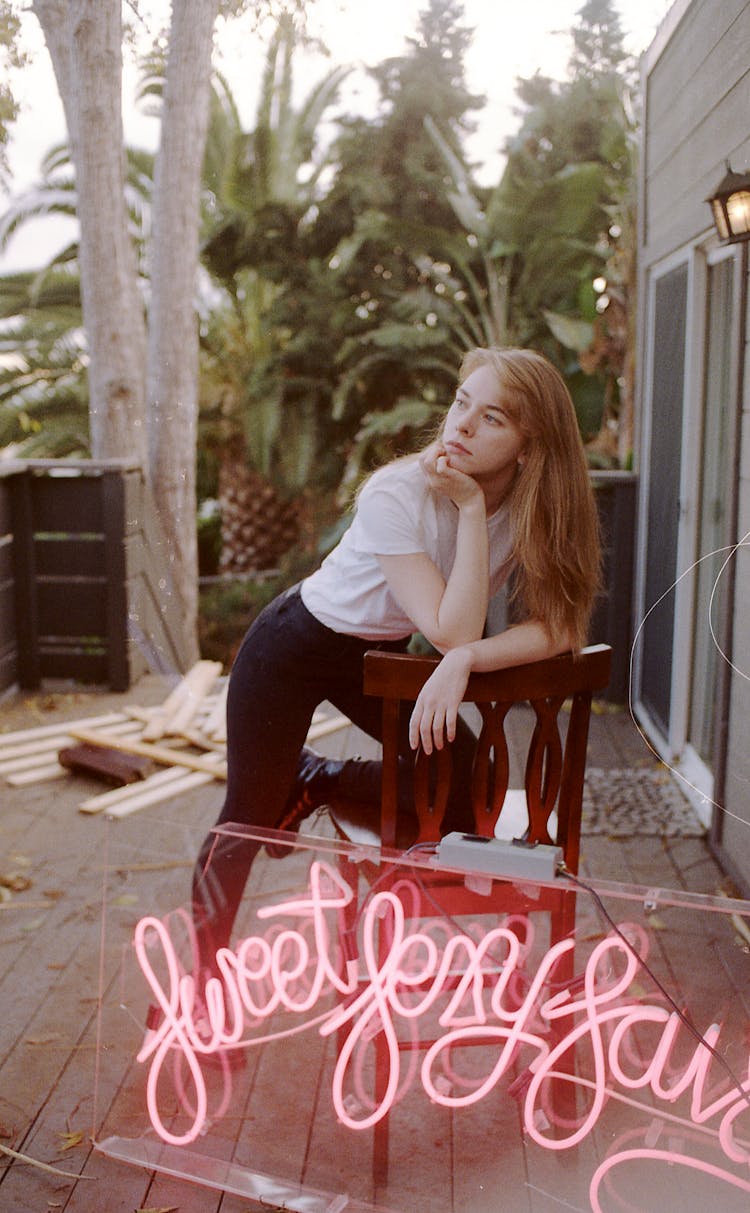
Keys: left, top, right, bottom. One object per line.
{"left": 363, "top": 644, "right": 612, "bottom": 874}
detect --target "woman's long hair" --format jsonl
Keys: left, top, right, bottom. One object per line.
{"left": 458, "top": 347, "right": 601, "bottom": 652}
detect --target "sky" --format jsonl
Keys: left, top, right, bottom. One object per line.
{"left": 0, "top": 0, "right": 675, "bottom": 273}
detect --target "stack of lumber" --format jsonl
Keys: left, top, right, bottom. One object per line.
{"left": 0, "top": 660, "right": 350, "bottom": 819}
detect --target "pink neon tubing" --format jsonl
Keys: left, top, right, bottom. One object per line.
{"left": 131, "top": 859, "right": 750, "bottom": 1185}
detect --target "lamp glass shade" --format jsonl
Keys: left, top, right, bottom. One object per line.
{"left": 726, "top": 189, "right": 750, "bottom": 236}
{"left": 707, "top": 165, "right": 750, "bottom": 242}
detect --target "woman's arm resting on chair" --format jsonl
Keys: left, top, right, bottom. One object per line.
{"left": 408, "top": 621, "right": 572, "bottom": 755}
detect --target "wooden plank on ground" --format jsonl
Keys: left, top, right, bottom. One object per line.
{"left": 202, "top": 680, "right": 228, "bottom": 741}
{"left": 0, "top": 711, "right": 129, "bottom": 749}
{"left": 68, "top": 729, "right": 228, "bottom": 779}
{"left": 0, "top": 720, "right": 145, "bottom": 775}
{"left": 166, "top": 661, "right": 223, "bottom": 736}
{"left": 7, "top": 762, "right": 68, "bottom": 786}
{"left": 0, "top": 747, "right": 70, "bottom": 775}
{"left": 79, "top": 764, "right": 198, "bottom": 814}
{"left": 141, "top": 660, "right": 222, "bottom": 741}
{"left": 102, "top": 771, "right": 217, "bottom": 819}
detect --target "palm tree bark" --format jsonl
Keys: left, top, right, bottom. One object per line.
{"left": 31, "top": 0, "right": 148, "bottom": 463}
{"left": 147, "top": 0, "right": 219, "bottom": 665}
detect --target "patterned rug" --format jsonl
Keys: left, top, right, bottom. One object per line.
{"left": 581, "top": 767, "right": 706, "bottom": 837}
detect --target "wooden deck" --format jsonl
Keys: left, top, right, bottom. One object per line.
{"left": 0, "top": 676, "right": 748, "bottom": 1213}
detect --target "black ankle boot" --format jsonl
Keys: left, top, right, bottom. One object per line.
{"left": 267, "top": 748, "right": 345, "bottom": 857}
{"left": 285, "top": 746, "right": 344, "bottom": 818}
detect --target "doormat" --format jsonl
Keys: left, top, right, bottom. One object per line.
{"left": 581, "top": 767, "right": 706, "bottom": 837}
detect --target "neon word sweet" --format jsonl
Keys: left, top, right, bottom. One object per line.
{"left": 133, "top": 860, "right": 750, "bottom": 1210}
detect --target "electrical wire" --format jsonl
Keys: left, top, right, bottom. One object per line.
{"left": 558, "top": 861, "right": 750, "bottom": 1114}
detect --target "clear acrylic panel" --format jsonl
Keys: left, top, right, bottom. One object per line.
{"left": 94, "top": 822, "right": 750, "bottom": 1213}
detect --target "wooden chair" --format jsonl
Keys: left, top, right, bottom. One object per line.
{"left": 328, "top": 643, "right": 612, "bottom": 1186}
{"left": 330, "top": 643, "right": 611, "bottom": 863}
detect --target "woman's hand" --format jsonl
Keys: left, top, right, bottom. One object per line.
{"left": 409, "top": 646, "right": 474, "bottom": 755}
{"left": 419, "top": 442, "right": 483, "bottom": 510}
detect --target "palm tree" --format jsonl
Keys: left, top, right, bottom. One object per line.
{"left": 0, "top": 265, "right": 88, "bottom": 455}
{"left": 0, "top": 142, "right": 153, "bottom": 457}
{"left": 197, "top": 13, "right": 351, "bottom": 574}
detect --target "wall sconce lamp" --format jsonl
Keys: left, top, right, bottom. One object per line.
{"left": 706, "top": 162, "right": 750, "bottom": 243}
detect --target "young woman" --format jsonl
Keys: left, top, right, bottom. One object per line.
{"left": 192, "top": 346, "right": 600, "bottom": 968}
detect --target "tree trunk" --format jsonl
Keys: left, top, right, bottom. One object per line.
{"left": 146, "top": 0, "right": 219, "bottom": 666}
{"left": 31, "top": 0, "right": 148, "bottom": 463}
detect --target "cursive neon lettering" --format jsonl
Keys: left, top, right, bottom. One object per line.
{"left": 132, "top": 861, "right": 750, "bottom": 1203}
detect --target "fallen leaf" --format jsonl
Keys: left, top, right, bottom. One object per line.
{"left": 43, "top": 889, "right": 64, "bottom": 900}
{"left": 21, "top": 916, "right": 48, "bottom": 931}
{"left": 0, "top": 873, "right": 33, "bottom": 893}
{"left": 25, "top": 1033, "right": 61, "bottom": 1046}
{"left": 57, "top": 1130, "right": 84, "bottom": 1152}
{"left": 135, "top": 1207, "right": 180, "bottom": 1213}
{"left": 112, "top": 893, "right": 139, "bottom": 907}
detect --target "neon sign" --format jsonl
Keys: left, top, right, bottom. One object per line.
{"left": 133, "top": 861, "right": 750, "bottom": 1210}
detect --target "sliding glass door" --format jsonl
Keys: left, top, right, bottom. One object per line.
{"left": 638, "top": 246, "right": 739, "bottom": 806}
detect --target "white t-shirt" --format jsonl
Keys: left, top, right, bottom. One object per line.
{"left": 300, "top": 459, "right": 516, "bottom": 640}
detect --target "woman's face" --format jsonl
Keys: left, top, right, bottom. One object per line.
{"left": 442, "top": 364, "right": 527, "bottom": 487}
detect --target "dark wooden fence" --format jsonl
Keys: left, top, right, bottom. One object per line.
{"left": 590, "top": 471, "right": 637, "bottom": 703}
{"left": 0, "top": 460, "right": 191, "bottom": 693}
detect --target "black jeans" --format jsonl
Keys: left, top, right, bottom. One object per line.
{"left": 192, "top": 585, "right": 477, "bottom": 966}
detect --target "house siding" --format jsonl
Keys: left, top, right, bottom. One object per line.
{"left": 640, "top": 0, "right": 750, "bottom": 890}
{"left": 643, "top": 0, "right": 750, "bottom": 264}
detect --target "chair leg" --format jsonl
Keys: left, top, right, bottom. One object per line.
{"left": 335, "top": 854, "right": 391, "bottom": 1189}
{"left": 546, "top": 892, "right": 580, "bottom": 1134}
{"left": 336, "top": 855, "right": 359, "bottom": 1058}
{"left": 373, "top": 1025, "right": 390, "bottom": 1187}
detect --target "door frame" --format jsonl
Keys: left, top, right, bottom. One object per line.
{"left": 633, "top": 236, "right": 742, "bottom": 825}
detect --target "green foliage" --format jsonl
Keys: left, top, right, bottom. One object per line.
{"left": 338, "top": 396, "right": 441, "bottom": 498}
{"left": 1, "top": 0, "right": 638, "bottom": 489}
{"left": 198, "top": 575, "right": 280, "bottom": 666}
{"left": 197, "top": 13, "right": 352, "bottom": 504}
{"left": 483, "top": 0, "right": 636, "bottom": 448}
{"left": 0, "top": 138, "right": 154, "bottom": 459}
{"left": 0, "top": 267, "right": 89, "bottom": 456}
{"left": 0, "top": 0, "right": 26, "bottom": 188}
{"left": 295, "top": 0, "right": 488, "bottom": 476}
{"left": 197, "top": 541, "right": 319, "bottom": 666}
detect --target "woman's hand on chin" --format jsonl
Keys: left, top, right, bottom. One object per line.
{"left": 409, "top": 646, "right": 473, "bottom": 755}
{"left": 419, "top": 443, "right": 483, "bottom": 510}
